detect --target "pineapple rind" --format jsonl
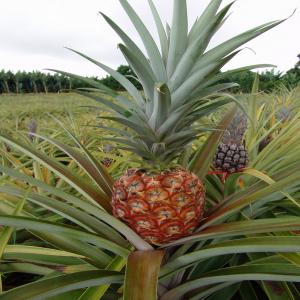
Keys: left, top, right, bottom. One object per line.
{"left": 112, "top": 168, "right": 205, "bottom": 244}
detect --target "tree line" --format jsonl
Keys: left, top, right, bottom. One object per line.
{"left": 0, "top": 55, "right": 299, "bottom": 94}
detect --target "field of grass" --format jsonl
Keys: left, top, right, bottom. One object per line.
{"left": 0, "top": 93, "right": 97, "bottom": 129}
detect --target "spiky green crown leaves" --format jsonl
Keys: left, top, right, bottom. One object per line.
{"left": 222, "top": 110, "right": 248, "bottom": 144}
{"left": 52, "top": 0, "right": 283, "bottom": 167}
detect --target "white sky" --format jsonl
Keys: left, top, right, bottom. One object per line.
{"left": 0, "top": 0, "right": 299, "bottom": 78}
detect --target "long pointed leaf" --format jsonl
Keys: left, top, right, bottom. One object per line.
{"left": 0, "top": 215, "right": 130, "bottom": 257}
{"left": 0, "top": 134, "right": 111, "bottom": 211}
{"left": 0, "top": 270, "right": 123, "bottom": 300}
{"left": 166, "top": 0, "right": 188, "bottom": 77}
{"left": 147, "top": 0, "right": 168, "bottom": 63}
{"left": 119, "top": 0, "right": 167, "bottom": 81}
{"left": 67, "top": 47, "right": 145, "bottom": 109}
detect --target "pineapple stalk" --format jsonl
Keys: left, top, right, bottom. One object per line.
{"left": 124, "top": 250, "right": 164, "bottom": 300}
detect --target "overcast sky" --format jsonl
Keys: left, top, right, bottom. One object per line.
{"left": 0, "top": 0, "right": 299, "bottom": 78}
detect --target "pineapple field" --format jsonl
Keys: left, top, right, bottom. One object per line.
{"left": 1, "top": 0, "right": 300, "bottom": 299}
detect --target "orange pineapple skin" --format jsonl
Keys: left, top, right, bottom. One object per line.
{"left": 112, "top": 168, "right": 205, "bottom": 244}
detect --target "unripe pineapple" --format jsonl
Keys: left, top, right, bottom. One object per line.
{"left": 60, "top": 0, "right": 281, "bottom": 244}
{"left": 214, "top": 143, "right": 248, "bottom": 174}
{"left": 214, "top": 110, "right": 249, "bottom": 173}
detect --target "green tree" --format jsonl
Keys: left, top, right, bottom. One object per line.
{"left": 0, "top": 70, "right": 10, "bottom": 93}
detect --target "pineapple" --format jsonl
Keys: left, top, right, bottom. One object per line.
{"left": 214, "top": 143, "right": 248, "bottom": 174}
{"left": 112, "top": 168, "right": 204, "bottom": 244}
{"left": 57, "top": 0, "right": 283, "bottom": 244}
{"left": 214, "top": 110, "right": 249, "bottom": 174}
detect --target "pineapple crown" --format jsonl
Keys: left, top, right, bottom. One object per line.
{"left": 52, "top": 0, "right": 283, "bottom": 168}
{"left": 222, "top": 110, "right": 247, "bottom": 145}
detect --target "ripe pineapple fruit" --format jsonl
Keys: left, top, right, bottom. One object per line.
{"left": 113, "top": 169, "right": 204, "bottom": 244}
{"left": 58, "top": 0, "right": 282, "bottom": 244}
{"left": 214, "top": 110, "right": 249, "bottom": 174}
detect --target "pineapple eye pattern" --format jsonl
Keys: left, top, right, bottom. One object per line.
{"left": 145, "top": 188, "right": 169, "bottom": 203}
{"left": 162, "top": 176, "right": 183, "bottom": 188}
{"left": 171, "top": 193, "right": 192, "bottom": 207}
{"left": 128, "top": 199, "right": 149, "bottom": 213}
{"left": 214, "top": 143, "right": 249, "bottom": 174}
{"left": 112, "top": 169, "right": 205, "bottom": 244}
{"left": 154, "top": 206, "right": 177, "bottom": 221}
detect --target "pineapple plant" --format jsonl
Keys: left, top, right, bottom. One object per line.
{"left": 51, "top": 0, "right": 283, "bottom": 244}
{"left": 214, "top": 110, "right": 249, "bottom": 174}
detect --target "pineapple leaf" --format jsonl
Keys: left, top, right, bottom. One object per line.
{"left": 0, "top": 215, "right": 130, "bottom": 257}
{"left": 149, "top": 83, "right": 171, "bottom": 131}
{"left": 157, "top": 103, "right": 192, "bottom": 139}
{"left": 0, "top": 200, "right": 117, "bottom": 268}
{"left": 66, "top": 47, "right": 145, "bottom": 109}
{"left": 192, "top": 83, "right": 240, "bottom": 100}
{"left": 100, "top": 137, "right": 149, "bottom": 152}
{"left": 163, "top": 130, "right": 199, "bottom": 145}
{"left": 147, "top": 0, "right": 169, "bottom": 63}
{"left": 118, "top": 44, "right": 155, "bottom": 102}
{"left": 161, "top": 236, "right": 300, "bottom": 279}
{"left": 167, "top": 0, "right": 188, "bottom": 77}
{"left": 2, "top": 245, "right": 84, "bottom": 265}
{"left": 187, "top": 100, "right": 233, "bottom": 127}
{"left": 100, "top": 116, "right": 155, "bottom": 141}
{"left": 204, "top": 64, "right": 276, "bottom": 88}
{"left": 0, "top": 185, "right": 126, "bottom": 247}
{"left": 162, "top": 217, "right": 300, "bottom": 248}
{"left": 171, "top": 61, "right": 225, "bottom": 109}
{"left": 188, "top": 0, "right": 222, "bottom": 44}
{"left": 0, "top": 270, "right": 123, "bottom": 300}
{"left": 47, "top": 69, "right": 114, "bottom": 95}
{"left": 192, "top": 19, "right": 284, "bottom": 74}
{"left": 161, "top": 263, "right": 300, "bottom": 300}
{"left": 75, "top": 90, "right": 132, "bottom": 117}
{"left": 0, "top": 191, "right": 27, "bottom": 257}
{"left": 119, "top": 0, "right": 167, "bottom": 81}
{"left": 0, "top": 134, "right": 112, "bottom": 212}
{"left": 169, "top": 1, "right": 232, "bottom": 92}
{"left": 203, "top": 164, "right": 300, "bottom": 228}
{"left": 77, "top": 255, "right": 126, "bottom": 300}
{"left": 100, "top": 12, "right": 155, "bottom": 79}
